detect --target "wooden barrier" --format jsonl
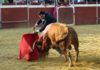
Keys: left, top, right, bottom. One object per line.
{"left": 0, "top": 5, "right": 100, "bottom": 28}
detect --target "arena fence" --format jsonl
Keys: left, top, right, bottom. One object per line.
{"left": 69, "top": 3, "right": 100, "bottom": 25}
{"left": 0, "top": 4, "right": 100, "bottom": 28}
{"left": 0, "top": 4, "right": 1, "bottom": 28}
{"left": 0, "top": 5, "right": 55, "bottom": 28}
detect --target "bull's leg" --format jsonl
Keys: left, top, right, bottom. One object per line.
{"left": 60, "top": 43, "right": 73, "bottom": 67}
{"left": 65, "top": 34, "right": 73, "bottom": 67}
{"left": 51, "top": 41, "right": 58, "bottom": 48}
{"left": 67, "top": 49, "right": 73, "bottom": 67}
{"left": 59, "top": 41, "right": 68, "bottom": 61}
{"left": 73, "top": 40, "right": 79, "bottom": 62}
{"left": 63, "top": 49, "right": 73, "bottom": 67}
{"left": 62, "top": 50, "right": 68, "bottom": 61}
{"left": 75, "top": 47, "right": 79, "bottom": 62}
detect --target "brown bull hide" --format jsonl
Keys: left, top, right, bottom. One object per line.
{"left": 47, "top": 23, "right": 68, "bottom": 42}
{"left": 36, "top": 23, "right": 79, "bottom": 67}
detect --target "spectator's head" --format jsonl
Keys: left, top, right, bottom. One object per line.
{"left": 38, "top": 11, "right": 46, "bottom": 19}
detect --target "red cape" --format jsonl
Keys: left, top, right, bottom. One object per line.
{"left": 19, "top": 33, "right": 39, "bottom": 61}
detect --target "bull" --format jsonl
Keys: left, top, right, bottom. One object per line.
{"left": 35, "top": 23, "right": 79, "bottom": 67}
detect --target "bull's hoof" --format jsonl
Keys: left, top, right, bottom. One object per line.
{"left": 68, "top": 64, "right": 74, "bottom": 68}
{"left": 75, "top": 59, "right": 78, "bottom": 63}
{"left": 75, "top": 60, "right": 78, "bottom": 63}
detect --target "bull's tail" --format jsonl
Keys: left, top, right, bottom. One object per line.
{"left": 68, "top": 26, "right": 79, "bottom": 48}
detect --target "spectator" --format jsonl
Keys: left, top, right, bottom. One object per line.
{"left": 84, "top": 0, "right": 96, "bottom": 2}
{"left": 38, "top": 0, "right": 44, "bottom": 4}
{"left": 77, "top": 0, "right": 84, "bottom": 2}
{"left": 44, "top": 0, "right": 53, "bottom": 5}
{"left": 14, "top": 0, "right": 24, "bottom": 3}
{"left": 8, "top": 0, "right": 13, "bottom": 3}
{"left": 0, "top": 0, "right": 5, "bottom": 3}
{"left": 38, "top": 0, "right": 44, "bottom": 2}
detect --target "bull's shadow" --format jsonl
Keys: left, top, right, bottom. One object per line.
{"left": 30, "top": 52, "right": 100, "bottom": 68}
{"left": 30, "top": 56, "right": 68, "bottom": 67}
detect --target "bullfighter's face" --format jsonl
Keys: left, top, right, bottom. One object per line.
{"left": 39, "top": 14, "right": 45, "bottom": 19}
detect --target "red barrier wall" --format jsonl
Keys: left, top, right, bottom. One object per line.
{"left": 1, "top": 7, "right": 54, "bottom": 28}
{"left": 0, "top": 8, "right": 1, "bottom": 22}
{"left": 1, "top": 8, "right": 28, "bottom": 28}
{"left": 75, "top": 7, "right": 96, "bottom": 25}
{"left": 98, "top": 7, "right": 100, "bottom": 23}
{"left": 1, "top": 6, "right": 100, "bottom": 28}
{"left": 59, "top": 8, "right": 73, "bottom": 24}
{"left": 0, "top": 8, "right": 1, "bottom": 28}
{"left": 2, "top": 8, "right": 27, "bottom": 21}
